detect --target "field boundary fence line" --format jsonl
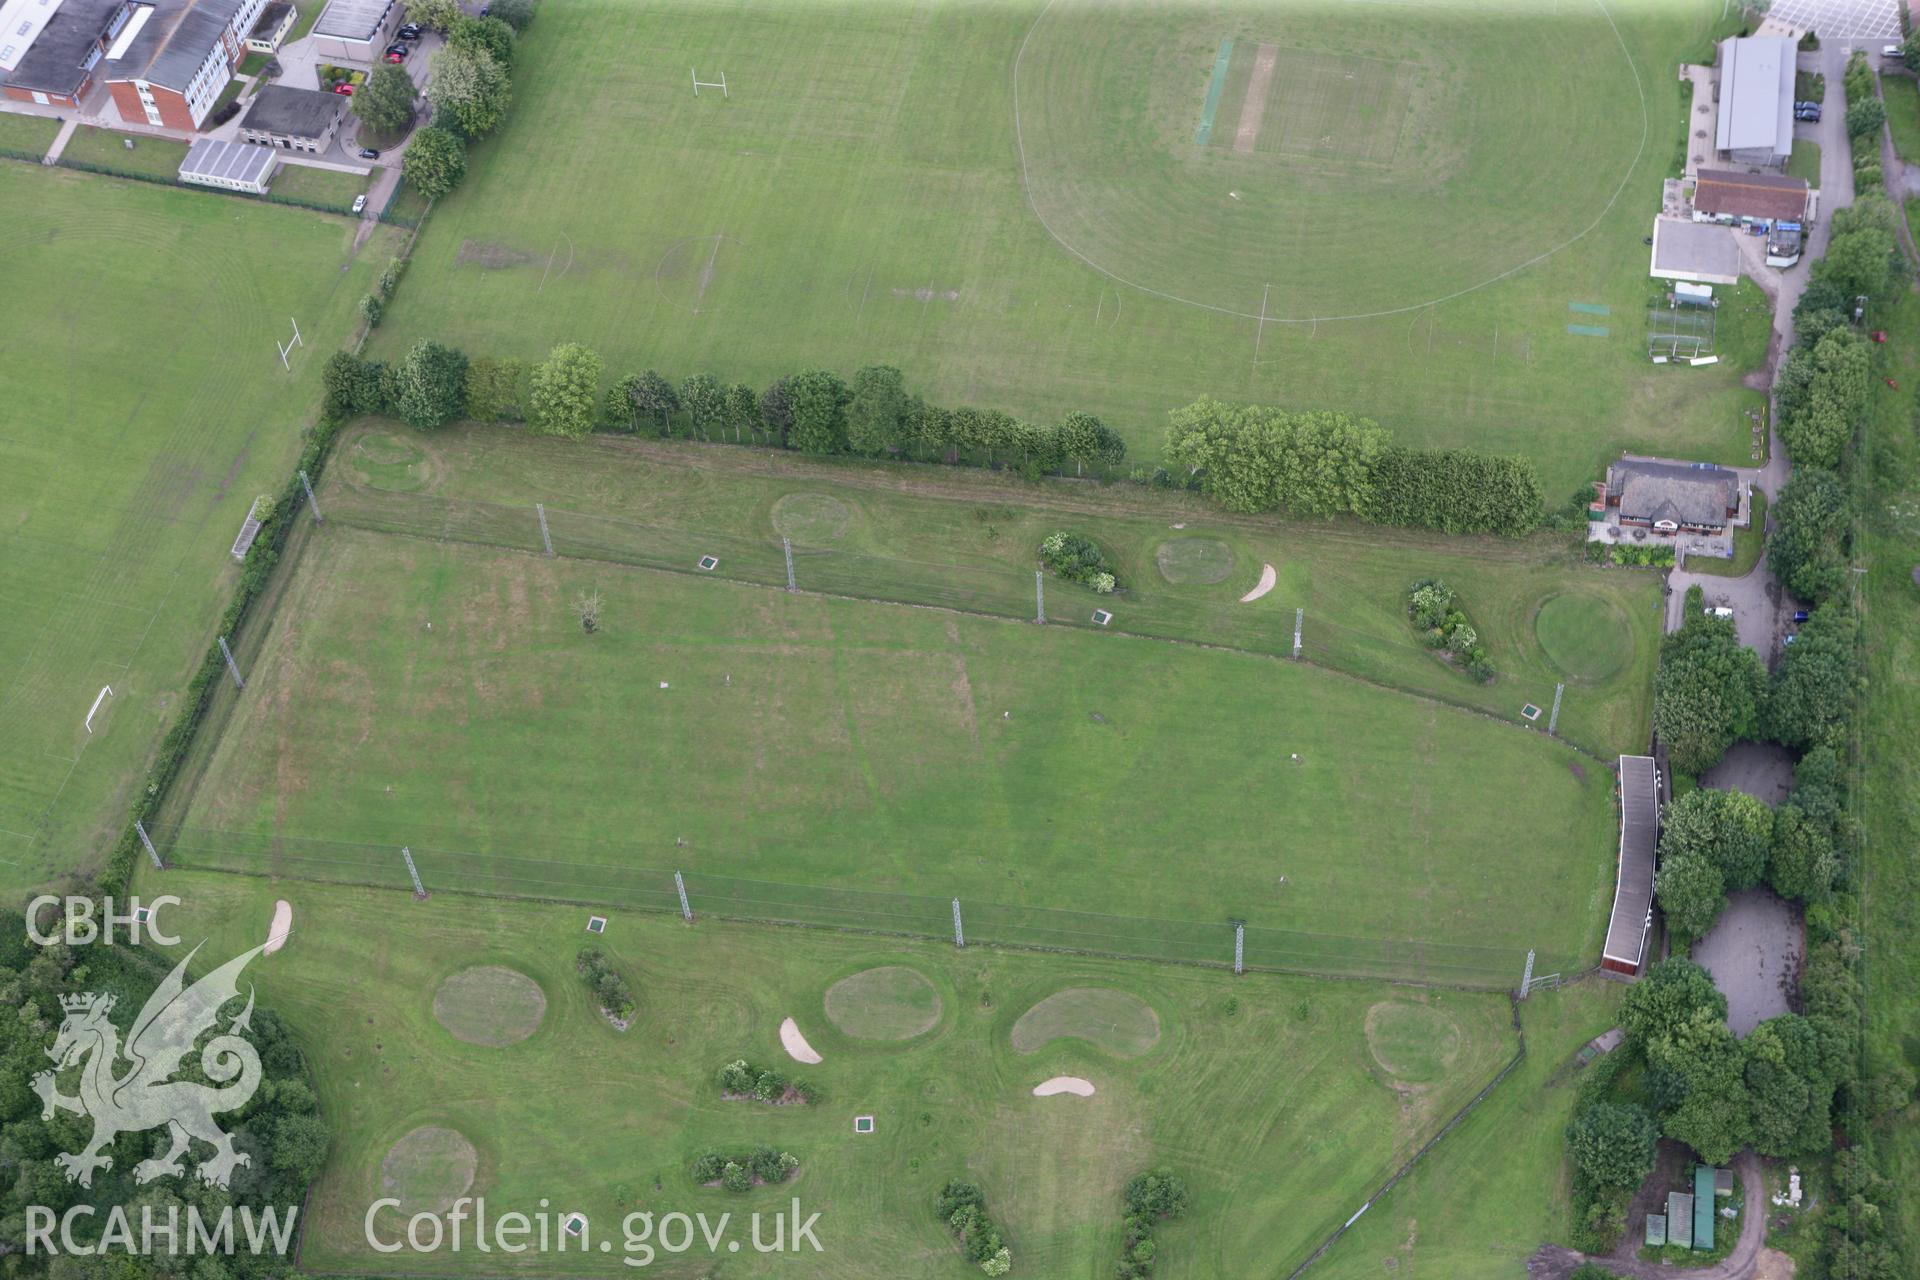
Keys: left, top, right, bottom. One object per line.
{"left": 157, "top": 823, "right": 1580, "bottom": 990}
{"left": 318, "top": 482, "right": 1610, "bottom": 759}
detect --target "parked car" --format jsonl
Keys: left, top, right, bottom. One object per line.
{"left": 1794, "top": 104, "right": 1821, "bottom": 122}
{"left": 1792, "top": 610, "right": 1810, "bottom": 623}
{"left": 358, "top": 147, "right": 380, "bottom": 160}
{"left": 386, "top": 50, "right": 405, "bottom": 62}
{"left": 351, "top": 193, "right": 368, "bottom": 215}
{"left": 333, "top": 83, "right": 354, "bottom": 95}
{"left": 397, "top": 23, "right": 421, "bottom": 38}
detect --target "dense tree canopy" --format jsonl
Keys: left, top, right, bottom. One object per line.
{"left": 394, "top": 339, "right": 468, "bottom": 430}
{"left": 1566, "top": 1103, "right": 1658, "bottom": 1189}
{"left": 1653, "top": 593, "right": 1766, "bottom": 775}
{"left": 1655, "top": 850, "right": 1726, "bottom": 939}
{"left": 1767, "top": 469, "right": 1855, "bottom": 604}
{"left": 527, "top": 342, "right": 603, "bottom": 439}
{"left": 1659, "top": 787, "right": 1772, "bottom": 892}
{"left": 353, "top": 64, "right": 417, "bottom": 135}
{"left": 1764, "top": 601, "right": 1859, "bottom": 751}
{"left": 427, "top": 45, "right": 512, "bottom": 137}
{"left": 786, "top": 368, "right": 850, "bottom": 454}
{"left": 399, "top": 126, "right": 467, "bottom": 200}
{"left": 1164, "top": 397, "right": 1387, "bottom": 518}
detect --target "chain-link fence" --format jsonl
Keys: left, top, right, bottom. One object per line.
{"left": 159, "top": 824, "right": 1571, "bottom": 989}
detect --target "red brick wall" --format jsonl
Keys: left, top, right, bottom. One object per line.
{"left": 3, "top": 84, "right": 82, "bottom": 108}
{"left": 106, "top": 81, "right": 196, "bottom": 131}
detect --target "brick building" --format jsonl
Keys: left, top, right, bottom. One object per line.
{"left": 0, "top": 0, "right": 134, "bottom": 110}
{"left": 102, "top": 0, "right": 270, "bottom": 130}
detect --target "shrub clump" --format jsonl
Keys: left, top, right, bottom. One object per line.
{"left": 1116, "top": 1168, "right": 1190, "bottom": 1278}
{"left": 715, "top": 1058, "right": 816, "bottom": 1105}
{"left": 935, "top": 1181, "right": 1012, "bottom": 1275}
{"left": 576, "top": 946, "right": 635, "bottom": 1024}
{"left": 690, "top": 1145, "right": 799, "bottom": 1192}
{"left": 1407, "top": 578, "right": 1494, "bottom": 683}
{"left": 1039, "top": 531, "right": 1115, "bottom": 593}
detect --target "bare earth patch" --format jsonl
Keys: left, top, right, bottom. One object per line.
{"left": 1032, "top": 1075, "right": 1096, "bottom": 1097}
{"left": 455, "top": 239, "right": 532, "bottom": 270}
{"left": 1234, "top": 43, "right": 1280, "bottom": 153}
{"left": 779, "top": 1016, "right": 823, "bottom": 1064}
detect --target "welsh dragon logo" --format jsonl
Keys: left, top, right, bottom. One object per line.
{"left": 32, "top": 942, "right": 268, "bottom": 1189}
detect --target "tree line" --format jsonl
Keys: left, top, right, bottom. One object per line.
{"left": 322, "top": 343, "right": 1130, "bottom": 481}
{"left": 1633, "top": 149, "right": 1907, "bottom": 1276}
{"left": 1164, "top": 396, "right": 1544, "bottom": 536}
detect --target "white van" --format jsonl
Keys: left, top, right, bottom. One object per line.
{"left": 1884, "top": 44, "right": 1905, "bottom": 59}
{"left": 1705, "top": 606, "right": 1734, "bottom": 619}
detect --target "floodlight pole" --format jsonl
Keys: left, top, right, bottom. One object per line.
{"left": 1293, "top": 608, "right": 1304, "bottom": 659}
{"left": 401, "top": 846, "right": 426, "bottom": 899}
{"left": 1548, "top": 683, "right": 1565, "bottom": 736}
{"left": 674, "top": 870, "right": 693, "bottom": 922}
{"left": 1233, "top": 920, "right": 1245, "bottom": 976}
{"left": 1520, "top": 948, "right": 1536, "bottom": 999}
{"left": 299, "top": 469, "right": 323, "bottom": 523}
{"left": 217, "top": 636, "right": 245, "bottom": 689}
{"left": 536, "top": 503, "right": 554, "bottom": 557}
{"left": 1035, "top": 570, "right": 1046, "bottom": 624}
{"left": 951, "top": 898, "right": 965, "bottom": 948}
{"left": 135, "top": 820, "right": 163, "bottom": 871}
{"left": 783, "top": 538, "right": 796, "bottom": 592}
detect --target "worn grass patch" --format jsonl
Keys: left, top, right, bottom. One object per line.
{"left": 823, "top": 966, "right": 942, "bottom": 1041}
{"left": 1364, "top": 1000, "right": 1462, "bottom": 1084}
{"left": 432, "top": 966, "right": 547, "bottom": 1046}
{"left": 1154, "top": 537, "right": 1235, "bottom": 585}
{"left": 379, "top": 1126, "right": 477, "bottom": 1214}
{"left": 771, "top": 492, "right": 852, "bottom": 544}
{"left": 1011, "top": 986, "right": 1162, "bottom": 1057}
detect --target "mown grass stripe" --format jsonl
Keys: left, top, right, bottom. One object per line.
{"left": 1567, "top": 301, "right": 1612, "bottom": 315}
{"left": 1566, "top": 323, "right": 1610, "bottom": 337}
{"left": 1194, "top": 38, "right": 1234, "bottom": 145}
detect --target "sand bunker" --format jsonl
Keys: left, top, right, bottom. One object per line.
{"left": 264, "top": 900, "right": 292, "bottom": 954}
{"left": 780, "top": 1017, "right": 823, "bottom": 1064}
{"left": 1032, "top": 1076, "right": 1096, "bottom": 1097}
{"left": 1240, "top": 564, "right": 1277, "bottom": 603}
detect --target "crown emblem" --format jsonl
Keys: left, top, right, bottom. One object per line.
{"left": 60, "top": 991, "right": 113, "bottom": 1015}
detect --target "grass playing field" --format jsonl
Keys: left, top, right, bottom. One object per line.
{"left": 370, "top": 0, "right": 1758, "bottom": 500}
{"left": 145, "top": 870, "right": 1528, "bottom": 1277}
{"left": 304, "top": 424, "right": 1665, "bottom": 756}
{"left": 0, "top": 162, "right": 400, "bottom": 895}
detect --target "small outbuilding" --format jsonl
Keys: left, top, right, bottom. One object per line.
{"left": 247, "top": 1, "right": 298, "bottom": 53}
{"left": 1693, "top": 1165, "right": 1717, "bottom": 1251}
{"left": 310, "top": 0, "right": 403, "bottom": 62}
{"left": 1667, "top": 1191, "right": 1695, "bottom": 1250}
{"left": 179, "top": 137, "right": 278, "bottom": 194}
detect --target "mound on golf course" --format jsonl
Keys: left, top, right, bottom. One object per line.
{"left": 1011, "top": 987, "right": 1161, "bottom": 1057}
{"left": 380, "top": 1126, "right": 477, "bottom": 1215}
{"left": 432, "top": 966, "right": 547, "bottom": 1046}
{"left": 823, "top": 966, "right": 942, "bottom": 1040}
{"left": 1364, "top": 1001, "right": 1463, "bottom": 1084}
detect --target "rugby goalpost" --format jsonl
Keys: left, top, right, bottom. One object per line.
{"left": 275, "top": 316, "right": 304, "bottom": 370}
{"left": 691, "top": 68, "right": 728, "bottom": 98}
{"left": 84, "top": 685, "right": 113, "bottom": 734}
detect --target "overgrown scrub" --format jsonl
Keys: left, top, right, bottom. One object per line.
{"left": 1407, "top": 578, "right": 1494, "bottom": 682}
{"left": 1038, "top": 531, "right": 1115, "bottom": 593}
{"left": 935, "top": 1181, "right": 1012, "bottom": 1275}
{"left": 690, "top": 1146, "right": 799, "bottom": 1192}
{"left": 716, "top": 1058, "right": 815, "bottom": 1105}
{"left": 576, "top": 946, "right": 635, "bottom": 1023}
{"left": 1115, "top": 1168, "right": 1190, "bottom": 1279}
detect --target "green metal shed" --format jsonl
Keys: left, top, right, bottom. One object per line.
{"left": 1693, "top": 1165, "right": 1716, "bottom": 1250}
{"left": 1646, "top": 1213, "right": 1667, "bottom": 1246}
{"left": 1667, "top": 1191, "right": 1694, "bottom": 1249}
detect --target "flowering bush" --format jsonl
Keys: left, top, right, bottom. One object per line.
{"left": 1039, "top": 531, "right": 1117, "bottom": 592}
{"left": 1407, "top": 578, "right": 1494, "bottom": 683}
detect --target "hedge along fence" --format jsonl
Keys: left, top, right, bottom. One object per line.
{"left": 102, "top": 410, "right": 346, "bottom": 891}
{"left": 102, "top": 171, "right": 438, "bottom": 893}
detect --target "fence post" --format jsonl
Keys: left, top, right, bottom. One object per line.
{"left": 401, "top": 846, "right": 426, "bottom": 899}
{"left": 134, "top": 821, "right": 163, "bottom": 871}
